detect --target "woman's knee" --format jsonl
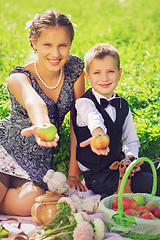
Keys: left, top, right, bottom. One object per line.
{"left": 0, "top": 185, "right": 45, "bottom": 216}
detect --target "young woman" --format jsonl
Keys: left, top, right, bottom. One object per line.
{"left": 0, "top": 10, "right": 85, "bottom": 216}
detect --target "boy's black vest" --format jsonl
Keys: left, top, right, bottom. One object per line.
{"left": 71, "top": 88, "right": 129, "bottom": 174}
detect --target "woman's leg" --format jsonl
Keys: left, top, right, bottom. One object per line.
{"left": 0, "top": 173, "right": 10, "bottom": 203}
{"left": 0, "top": 179, "right": 45, "bottom": 216}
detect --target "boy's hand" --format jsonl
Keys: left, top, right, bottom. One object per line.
{"left": 67, "top": 178, "right": 85, "bottom": 191}
{"left": 80, "top": 137, "right": 110, "bottom": 156}
{"left": 127, "top": 155, "right": 141, "bottom": 177}
{"left": 21, "top": 125, "right": 59, "bottom": 148}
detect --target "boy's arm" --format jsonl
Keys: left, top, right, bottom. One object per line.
{"left": 121, "top": 108, "right": 141, "bottom": 177}
{"left": 122, "top": 108, "right": 140, "bottom": 158}
{"left": 76, "top": 98, "right": 110, "bottom": 155}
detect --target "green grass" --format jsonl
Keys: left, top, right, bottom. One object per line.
{"left": 0, "top": 0, "right": 160, "bottom": 171}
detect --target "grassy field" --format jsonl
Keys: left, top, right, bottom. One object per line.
{"left": 0, "top": 0, "right": 160, "bottom": 170}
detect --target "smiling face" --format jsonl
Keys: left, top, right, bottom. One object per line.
{"left": 32, "top": 26, "right": 71, "bottom": 72}
{"left": 85, "top": 55, "right": 122, "bottom": 99}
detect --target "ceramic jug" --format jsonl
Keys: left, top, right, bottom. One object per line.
{"left": 31, "top": 190, "right": 63, "bottom": 226}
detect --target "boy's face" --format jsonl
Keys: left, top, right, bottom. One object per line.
{"left": 85, "top": 55, "right": 122, "bottom": 99}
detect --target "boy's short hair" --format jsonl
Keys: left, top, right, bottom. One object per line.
{"left": 84, "top": 43, "right": 120, "bottom": 73}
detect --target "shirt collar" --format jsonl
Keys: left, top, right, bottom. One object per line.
{"left": 92, "top": 88, "right": 116, "bottom": 104}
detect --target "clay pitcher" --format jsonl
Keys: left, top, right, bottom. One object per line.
{"left": 31, "top": 190, "right": 63, "bottom": 226}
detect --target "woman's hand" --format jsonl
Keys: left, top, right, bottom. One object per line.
{"left": 67, "top": 177, "right": 85, "bottom": 192}
{"left": 80, "top": 137, "right": 110, "bottom": 156}
{"left": 21, "top": 125, "right": 59, "bottom": 148}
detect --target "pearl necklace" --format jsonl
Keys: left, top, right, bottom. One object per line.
{"left": 34, "top": 61, "right": 63, "bottom": 90}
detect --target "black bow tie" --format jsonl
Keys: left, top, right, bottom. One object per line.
{"left": 100, "top": 98, "right": 121, "bottom": 109}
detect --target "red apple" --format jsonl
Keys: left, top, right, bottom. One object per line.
{"left": 154, "top": 208, "right": 160, "bottom": 219}
{"left": 91, "top": 133, "right": 110, "bottom": 149}
{"left": 128, "top": 197, "right": 137, "bottom": 210}
{"left": 132, "top": 194, "right": 145, "bottom": 207}
{"left": 112, "top": 196, "right": 118, "bottom": 209}
{"left": 112, "top": 208, "right": 118, "bottom": 211}
{"left": 124, "top": 209, "right": 140, "bottom": 217}
{"left": 122, "top": 197, "right": 132, "bottom": 211}
{"left": 136, "top": 206, "right": 150, "bottom": 215}
{"left": 140, "top": 212, "right": 155, "bottom": 220}
{"left": 37, "top": 123, "right": 57, "bottom": 141}
{"left": 145, "top": 201, "right": 158, "bottom": 214}
{"left": 112, "top": 196, "right": 133, "bottom": 211}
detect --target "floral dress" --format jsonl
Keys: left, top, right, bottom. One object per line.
{"left": 0, "top": 55, "right": 84, "bottom": 187}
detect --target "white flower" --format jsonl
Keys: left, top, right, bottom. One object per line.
{"left": 74, "top": 212, "right": 84, "bottom": 223}
{"left": 93, "top": 218, "right": 105, "bottom": 240}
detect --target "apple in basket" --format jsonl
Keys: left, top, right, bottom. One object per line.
{"left": 112, "top": 196, "right": 118, "bottom": 209}
{"left": 154, "top": 208, "right": 160, "bottom": 219}
{"left": 128, "top": 197, "right": 137, "bottom": 209}
{"left": 124, "top": 209, "right": 140, "bottom": 217}
{"left": 145, "top": 201, "right": 158, "bottom": 214}
{"left": 37, "top": 123, "right": 57, "bottom": 141}
{"left": 112, "top": 196, "right": 132, "bottom": 211}
{"left": 91, "top": 133, "right": 110, "bottom": 149}
{"left": 136, "top": 206, "right": 150, "bottom": 215}
{"left": 132, "top": 193, "right": 145, "bottom": 207}
{"left": 140, "top": 212, "right": 156, "bottom": 220}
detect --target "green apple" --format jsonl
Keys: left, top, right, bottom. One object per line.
{"left": 91, "top": 133, "right": 110, "bottom": 149}
{"left": 37, "top": 123, "right": 57, "bottom": 141}
{"left": 132, "top": 194, "right": 145, "bottom": 207}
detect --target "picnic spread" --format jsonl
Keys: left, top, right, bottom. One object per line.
{"left": 1, "top": 157, "right": 160, "bottom": 239}
{"left": 0, "top": 190, "right": 132, "bottom": 239}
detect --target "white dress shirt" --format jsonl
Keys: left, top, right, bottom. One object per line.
{"left": 75, "top": 88, "right": 140, "bottom": 171}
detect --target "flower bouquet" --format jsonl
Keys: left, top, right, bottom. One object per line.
{"left": 30, "top": 196, "right": 106, "bottom": 240}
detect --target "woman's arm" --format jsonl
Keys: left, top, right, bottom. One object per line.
{"left": 8, "top": 73, "right": 59, "bottom": 147}
{"left": 8, "top": 73, "right": 50, "bottom": 125}
{"left": 67, "top": 72, "right": 85, "bottom": 191}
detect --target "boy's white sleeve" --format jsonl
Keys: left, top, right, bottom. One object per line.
{"left": 75, "top": 98, "right": 107, "bottom": 134}
{"left": 122, "top": 108, "right": 140, "bottom": 158}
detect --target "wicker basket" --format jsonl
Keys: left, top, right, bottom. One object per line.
{"left": 99, "top": 157, "right": 160, "bottom": 240}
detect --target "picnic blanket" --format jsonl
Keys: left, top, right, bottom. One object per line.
{"left": 0, "top": 190, "right": 133, "bottom": 239}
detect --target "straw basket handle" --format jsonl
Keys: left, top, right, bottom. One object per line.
{"left": 118, "top": 157, "right": 157, "bottom": 218}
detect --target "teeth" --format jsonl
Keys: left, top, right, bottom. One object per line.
{"left": 49, "top": 59, "right": 59, "bottom": 63}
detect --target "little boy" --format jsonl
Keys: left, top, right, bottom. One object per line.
{"left": 72, "top": 43, "right": 160, "bottom": 198}
{"left": 71, "top": 43, "right": 141, "bottom": 196}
